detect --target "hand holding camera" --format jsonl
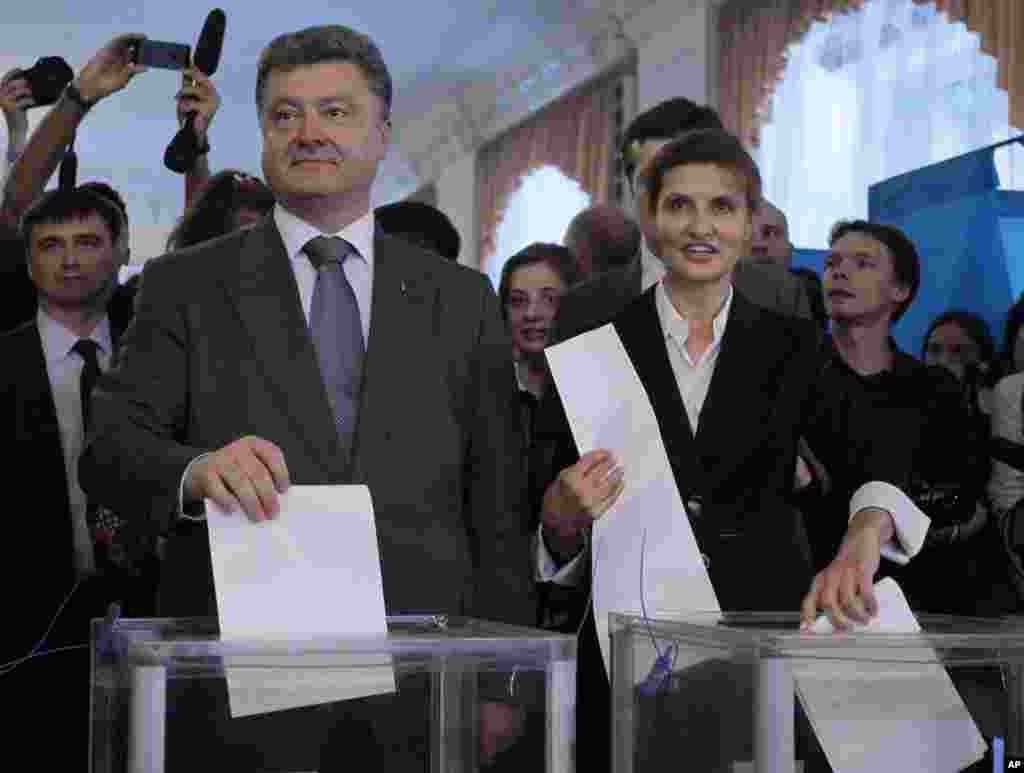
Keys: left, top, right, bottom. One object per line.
{"left": 0, "top": 69, "right": 33, "bottom": 141}
{"left": 74, "top": 33, "right": 147, "bottom": 105}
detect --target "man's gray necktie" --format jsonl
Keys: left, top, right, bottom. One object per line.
{"left": 305, "top": 236, "right": 365, "bottom": 456}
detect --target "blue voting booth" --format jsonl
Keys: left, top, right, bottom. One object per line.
{"left": 791, "top": 139, "right": 1024, "bottom": 355}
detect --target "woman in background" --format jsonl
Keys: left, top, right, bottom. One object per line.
{"left": 498, "top": 243, "right": 580, "bottom": 533}
{"left": 923, "top": 309, "right": 999, "bottom": 418}
{"left": 1000, "top": 295, "right": 1024, "bottom": 377}
{"left": 166, "top": 169, "right": 275, "bottom": 251}
{"left": 498, "top": 242, "right": 580, "bottom": 400}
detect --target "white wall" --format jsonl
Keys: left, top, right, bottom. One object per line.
{"left": 430, "top": 0, "right": 716, "bottom": 270}
{"left": 435, "top": 151, "right": 478, "bottom": 270}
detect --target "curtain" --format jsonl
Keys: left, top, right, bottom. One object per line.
{"left": 753, "top": 0, "right": 1023, "bottom": 249}
{"left": 922, "top": 0, "right": 1024, "bottom": 128}
{"left": 718, "top": 0, "right": 866, "bottom": 148}
{"left": 477, "top": 79, "right": 615, "bottom": 270}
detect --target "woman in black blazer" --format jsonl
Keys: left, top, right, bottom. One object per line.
{"left": 533, "top": 130, "right": 926, "bottom": 772}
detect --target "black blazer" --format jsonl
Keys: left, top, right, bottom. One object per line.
{"left": 537, "top": 286, "right": 822, "bottom": 614}
{"left": 0, "top": 285, "right": 134, "bottom": 661}
{"left": 534, "top": 287, "right": 824, "bottom": 773}
{"left": 80, "top": 216, "right": 536, "bottom": 626}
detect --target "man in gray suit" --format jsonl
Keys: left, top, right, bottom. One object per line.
{"left": 554, "top": 98, "right": 809, "bottom": 342}
{"left": 80, "top": 24, "right": 533, "bottom": 770}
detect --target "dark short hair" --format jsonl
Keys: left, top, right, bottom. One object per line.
{"left": 1002, "top": 294, "right": 1024, "bottom": 373}
{"left": 21, "top": 186, "right": 125, "bottom": 251}
{"left": 923, "top": 309, "right": 996, "bottom": 366}
{"left": 166, "top": 170, "right": 275, "bottom": 250}
{"left": 255, "top": 25, "right": 392, "bottom": 120}
{"left": 79, "top": 181, "right": 129, "bottom": 225}
{"left": 564, "top": 205, "right": 641, "bottom": 273}
{"left": 621, "top": 97, "right": 723, "bottom": 186}
{"left": 498, "top": 243, "right": 581, "bottom": 320}
{"left": 642, "top": 129, "right": 763, "bottom": 217}
{"left": 375, "top": 201, "right": 461, "bottom": 261}
{"left": 828, "top": 219, "right": 920, "bottom": 321}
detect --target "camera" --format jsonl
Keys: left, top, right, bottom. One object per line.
{"left": 129, "top": 40, "right": 191, "bottom": 71}
{"left": 20, "top": 57, "right": 74, "bottom": 108}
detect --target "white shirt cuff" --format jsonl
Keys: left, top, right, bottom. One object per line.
{"left": 534, "top": 524, "right": 588, "bottom": 585}
{"left": 849, "top": 480, "right": 930, "bottom": 566}
{"left": 178, "top": 453, "right": 211, "bottom": 521}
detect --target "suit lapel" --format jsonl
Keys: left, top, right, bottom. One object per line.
{"left": 224, "top": 218, "right": 344, "bottom": 479}
{"left": 19, "top": 324, "right": 67, "bottom": 467}
{"left": 614, "top": 289, "right": 796, "bottom": 500}
{"left": 613, "top": 290, "right": 704, "bottom": 498}
{"left": 13, "top": 324, "right": 74, "bottom": 564}
{"left": 351, "top": 231, "right": 438, "bottom": 481}
{"left": 694, "top": 291, "right": 793, "bottom": 485}
{"left": 627, "top": 257, "right": 643, "bottom": 297}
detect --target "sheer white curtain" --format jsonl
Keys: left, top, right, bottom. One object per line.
{"left": 757, "top": 0, "right": 1024, "bottom": 249}
{"left": 486, "top": 165, "right": 590, "bottom": 288}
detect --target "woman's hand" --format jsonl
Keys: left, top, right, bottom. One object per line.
{"left": 540, "top": 449, "right": 624, "bottom": 561}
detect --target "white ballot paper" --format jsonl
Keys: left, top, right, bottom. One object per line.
{"left": 206, "top": 485, "right": 395, "bottom": 718}
{"left": 794, "top": 578, "right": 986, "bottom": 773}
{"left": 546, "top": 324, "right": 719, "bottom": 676}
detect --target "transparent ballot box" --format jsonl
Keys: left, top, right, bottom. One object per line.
{"left": 91, "top": 615, "right": 576, "bottom": 773}
{"left": 610, "top": 611, "right": 1024, "bottom": 773}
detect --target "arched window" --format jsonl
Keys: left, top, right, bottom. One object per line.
{"left": 757, "top": 0, "right": 1024, "bottom": 249}
{"left": 486, "top": 165, "right": 590, "bottom": 288}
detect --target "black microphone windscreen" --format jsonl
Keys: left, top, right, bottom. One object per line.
{"left": 59, "top": 149, "right": 77, "bottom": 191}
{"left": 193, "top": 9, "right": 226, "bottom": 76}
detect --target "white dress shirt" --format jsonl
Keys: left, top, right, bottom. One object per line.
{"left": 178, "top": 205, "right": 376, "bottom": 516}
{"left": 38, "top": 308, "right": 113, "bottom": 574}
{"left": 656, "top": 280, "right": 732, "bottom": 431}
{"left": 640, "top": 237, "right": 666, "bottom": 292}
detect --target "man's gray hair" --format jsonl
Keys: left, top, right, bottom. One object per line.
{"left": 255, "top": 25, "right": 392, "bottom": 119}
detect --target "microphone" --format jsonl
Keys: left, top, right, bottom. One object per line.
{"left": 59, "top": 135, "right": 78, "bottom": 191}
{"left": 193, "top": 8, "right": 227, "bottom": 76}
{"left": 164, "top": 9, "right": 226, "bottom": 173}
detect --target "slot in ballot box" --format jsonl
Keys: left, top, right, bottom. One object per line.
{"left": 90, "top": 615, "right": 576, "bottom": 773}
{"left": 610, "top": 611, "right": 1024, "bottom": 773}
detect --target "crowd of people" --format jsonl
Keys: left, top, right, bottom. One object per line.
{"left": 3, "top": 22, "right": 1024, "bottom": 773}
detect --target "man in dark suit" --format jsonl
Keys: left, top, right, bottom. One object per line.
{"left": 553, "top": 98, "right": 809, "bottom": 343}
{"left": 79, "top": 24, "right": 534, "bottom": 771}
{"left": 1, "top": 185, "right": 152, "bottom": 771}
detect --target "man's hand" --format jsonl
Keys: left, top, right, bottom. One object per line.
{"left": 478, "top": 701, "right": 525, "bottom": 765}
{"left": 0, "top": 69, "right": 32, "bottom": 139}
{"left": 184, "top": 436, "right": 290, "bottom": 521}
{"left": 175, "top": 67, "right": 220, "bottom": 142}
{"left": 541, "top": 449, "right": 624, "bottom": 560}
{"left": 74, "top": 34, "right": 147, "bottom": 104}
{"left": 800, "top": 507, "right": 894, "bottom": 630}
